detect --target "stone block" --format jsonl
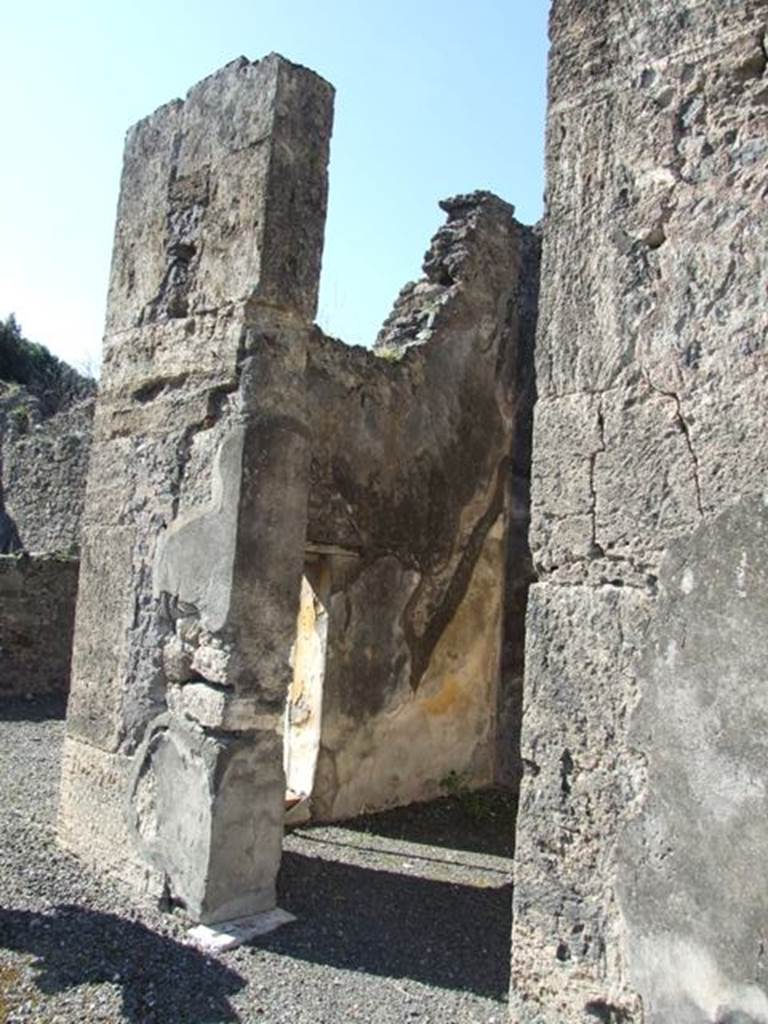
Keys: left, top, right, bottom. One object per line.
{"left": 619, "top": 496, "right": 768, "bottom": 1022}
{"left": 128, "top": 715, "right": 285, "bottom": 924}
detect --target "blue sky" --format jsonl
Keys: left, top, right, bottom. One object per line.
{"left": 1, "top": 1, "right": 548, "bottom": 373}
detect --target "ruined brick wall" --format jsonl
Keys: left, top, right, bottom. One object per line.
{"left": 511, "top": 2, "right": 768, "bottom": 1021}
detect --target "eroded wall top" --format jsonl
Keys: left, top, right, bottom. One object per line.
{"left": 106, "top": 54, "right": 333, "bottom": 335}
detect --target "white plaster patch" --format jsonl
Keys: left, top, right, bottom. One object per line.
{"left": 681, "top": 567, "right": 695, "bottom": 594}
{"left": 697, "top": 753, "right": 766, "bottom": 821}
{"left": 187, "top": 908, "right": 296, "bottom": 953}
{"left": 655, "top": 672, "right": 766, "bottom": 822}
{"left": 737, "top": 549, "right": 749, "bottom": 597}
{"left": 664, "top": 638, "right": 678, "bottom": 670}
{"left": 632, "top": 934, "right": 768, "bottom": 1023}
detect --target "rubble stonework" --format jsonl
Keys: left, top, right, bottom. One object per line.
{"left": 1, "top": 391, "right": 94, "bottom": 556}
{"left": 511, "top": 1, "right": 768, "bottom": 1020}
{"left": 55, "top": 55, "right": 540, "bottom": 928}
{"left": 58, "top": 54, "right": 335, "bottom": 924}
{"left": 0, "top": 377, "right": 94, "bottom": 694}
{"left": 0, "top": 556, "right": 79, "bottom": 696}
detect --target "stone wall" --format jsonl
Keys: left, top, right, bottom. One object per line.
{"left": 511, "top": 2, "right": 768, "bottom": 1021}
{"left": 304, "top": 193, "right": 539, "bottom": 820}
{"left": 0, "top": 556, "right": 78, "bottom": 696}
{"left": 0, "top": 376, "right": 93, "bottom": 699}
{"left": 1, "top": 394, "right": 93, "bottom": 556}
{"left": 23, "top": 9, "right": 767, "bottom": 1014}
{"left": 56, "top": 54, "right": 541, "bottom": 928}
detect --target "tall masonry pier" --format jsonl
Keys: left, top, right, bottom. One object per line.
{"left": 58, "top": 55, "right": 334, "bottom": 924}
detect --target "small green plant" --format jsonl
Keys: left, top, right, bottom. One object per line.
{"left": 0, "top": 963, "right": 23, "bottom": 1024}
{"left": 51, "top": 543, "right": 80, "bottom": 561}
{"left": 459, "top": 789, "right": 497, "bottom": 821}
{"left": 439, "top": 771, "right": 505, "bottom": 822}
{"left": 375, "top": 344, "right": 405, "bottom": 363}
{"left": 8, "top": 407, "right": 29, "bottom": 434}
{"left": 439, "top": 768, "right": 470, "bottom": 797}
{"left": 0, "top": 313, "right": 95, "bottom": 416}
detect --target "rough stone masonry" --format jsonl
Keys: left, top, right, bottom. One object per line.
{"left": 511, "top": 1, "right": 768, "bottom": 1021}
{"left": 56, "top": 53, "right": 539, "bottom": 929}
{"left": 59, "top": 54, "right": 335, "bottom": 924}
{"left": 0, "top": 364, "right": 94, "bottom": 696}
{"left": 49, "top": 2, "right": 768, "bottom": 1019}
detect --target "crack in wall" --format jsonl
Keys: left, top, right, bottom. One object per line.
{"left": 642, "top": 371, "right": 704, "bottom": 518}
{"left": 588, "top": 397, "right": 607, "bottom": 556}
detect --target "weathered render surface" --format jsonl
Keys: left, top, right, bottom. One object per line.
{"left": 623, "top": 498, "right": 768, "bottom": 1024}
{"left": 304, "top": 193, "right": 539, "bottom": 820}
{"left": 511, "top": 1, "right": 768, "bottom": 1021}
{"left": 59, "top": 54, "right": 334, "bottom": 925}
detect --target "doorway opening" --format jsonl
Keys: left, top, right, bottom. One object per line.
{"left": 284, "top": 553, "right": 331, "bottom": 825}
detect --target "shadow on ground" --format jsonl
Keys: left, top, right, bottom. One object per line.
{"left": 0, "top": 695, "right": 67, "bottom": 723}
{"left": 271, "top": 852, "right": 513, "bottom": 999}
{"left": 0, "top": 906, "right": 245, "bottom": 1023}
{"left": 340, "top": 788, "right": 518, "bottom": 859}
{"left": 0, "top": 789, "right": 513, "bottom": 1012}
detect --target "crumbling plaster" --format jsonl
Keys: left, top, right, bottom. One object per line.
{"left": 59, "top": 54, "right": 335, "bottom": 924}
{"left": 304, "top": 192, "right": 539, "bottom": 819}
{"left": 56, "top": 53, "right": 539, "bottom": 930}
{"left": 8, "top": 2, "right": 762, "bottom": 1015}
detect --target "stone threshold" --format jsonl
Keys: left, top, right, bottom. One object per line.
{"left": 187, "top": 907, "right": 296, "bottom": 953}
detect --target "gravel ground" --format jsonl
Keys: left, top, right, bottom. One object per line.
{"left": 0, "top": 697, "right": 514, "bottom": 1023}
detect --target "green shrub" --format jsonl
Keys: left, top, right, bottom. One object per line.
{"left": 0, "top": 314, "right": 94, "bottom": 416}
